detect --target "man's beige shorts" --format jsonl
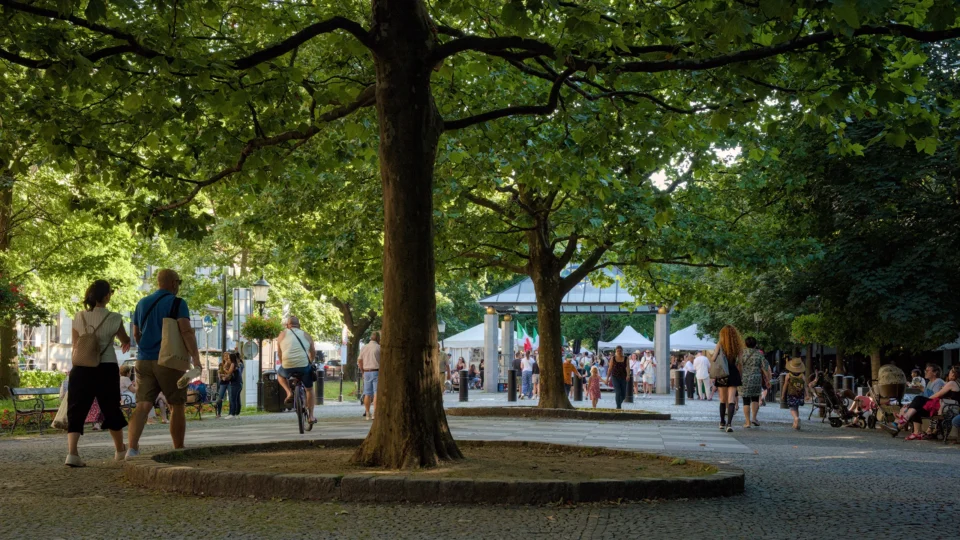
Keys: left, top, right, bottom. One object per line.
{"left": 135, "top": 360, "right": 187, "bottom": 405}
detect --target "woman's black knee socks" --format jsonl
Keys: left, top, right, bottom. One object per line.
{"left": 719, "top": 402, "right": 727, "bottom": 424}
{"left": 726, "top": 403, "right": 736, "bottom": 426}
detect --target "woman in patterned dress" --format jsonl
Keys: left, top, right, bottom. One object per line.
{"left": 737, "top": 336, "right": 770, "bottom": 428}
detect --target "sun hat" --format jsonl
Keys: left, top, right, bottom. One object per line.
{"left": 786, "top": 357, "right": 805, "bottom": 374}
{"left": 634, "top": 349, "right": 642, "bottom": 355}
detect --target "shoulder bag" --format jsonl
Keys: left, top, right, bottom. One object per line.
{"left": 709, "top": 349, "right": 730, "bottom": 380}
{"left": 72, "top": 312, "right": 113, "bottom": 368}
{"left": 158, "top": 297, "right": 192, "bottom": 372}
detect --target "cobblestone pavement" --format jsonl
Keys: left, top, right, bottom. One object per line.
{"left": 1, "top": 391, "right": 958, "bottom": 539}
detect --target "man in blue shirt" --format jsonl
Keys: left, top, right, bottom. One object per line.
{"left": 125, "top": 269, "right": 200, "bottom": 459}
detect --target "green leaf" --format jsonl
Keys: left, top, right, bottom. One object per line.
{"left": 344, "top": 122, "right": 363, "bottom": 139}
{"left": 914, "top": 136, "right": 938, "bottom": 156}
{"left": 84, "top": 0, "right": 107, "bottom": 22}
{"left": 833, "top": 0, "right": 861, "bottom": 28}
{"left": 122, "top": 94, "right": 142, "bottom": 112}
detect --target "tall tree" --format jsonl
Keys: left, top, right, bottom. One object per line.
{"left": 3, "top": 0, "right": 958, "bottom": 466}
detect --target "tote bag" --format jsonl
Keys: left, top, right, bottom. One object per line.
{"left": 709, "top": 349, "right": 730, "bottom": 380}
{"left": 158, "top": 297, "right": 191, "bottom": 372}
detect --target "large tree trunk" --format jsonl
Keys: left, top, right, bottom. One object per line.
{"left": 527, "top": 224, "right": 572, "bottom": 410}
{"left": 352, "top": 0, "right": 461, "bottom": 468}
{"left": 835, "top": 347, "right": 845, "bottom": 375}
{"left": 0, "top": 171, "right": 16, "bottom": 398}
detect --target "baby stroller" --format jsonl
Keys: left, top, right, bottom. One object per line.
{"left": 866, "top": 379, "right": 902, "bottom": 436}
{"left": 809, "top": 378, "right": 859, "bottom": 428}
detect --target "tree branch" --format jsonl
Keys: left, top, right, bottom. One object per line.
{"left": 151, "top": 84, "right": 375, "bottom": 215}
{"left": 457, "top": 252, "right": 527, "bottom": 275}
{"left": 561, "top": 243, "right": 609, "bottom": 293}
{"left": 431, "top": 35, "right": 555, "bottom": 65}
{"left": 443, "top": 68, "right": 574, "bottom": 131}
{"left": 557, "top": 232, "right": 580, "bottom": 268}
{"left": 232, "top": 17, "right": 375, "bottom": 70}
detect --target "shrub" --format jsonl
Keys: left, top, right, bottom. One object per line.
{"left": 18, "top": 370, "right": 67, "bottom": 389}
{"left": 241, "top": 315, "right": 283, "bottom": 342}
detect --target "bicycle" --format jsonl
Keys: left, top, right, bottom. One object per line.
{"left": 289, "top": 374, "right": 313, "bottom": 434}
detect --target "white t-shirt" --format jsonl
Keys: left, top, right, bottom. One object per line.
{"left": 521, "top": 358, "right": 532, "bottom": 372}
{"left": 683, "top": 360, "right": 695, "bottom": 374}
{"left": 71, "top": 308, "right": 123, "bottom": 364}
{"left": 630, "top": 359, "right": 643, "bottom": 376}
{"left": 694, "top": 354, "right": 710, "bottom": 379}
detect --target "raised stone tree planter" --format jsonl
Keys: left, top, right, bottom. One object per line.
{"left": 124, "top": 439, "right": 742, "bottom": 504}
{"left": 446, "top": 406, "right": 670, "bottom": 421}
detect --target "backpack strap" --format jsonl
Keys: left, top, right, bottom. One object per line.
{"left": 137, "top": 292, "right": 170, "bottom": 329}
{"left": 167, "top": 297, "right": 183, "bottom": 320}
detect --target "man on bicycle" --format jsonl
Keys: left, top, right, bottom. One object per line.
{"left": 276, "top": 315, "right": 317, "bottom": 426}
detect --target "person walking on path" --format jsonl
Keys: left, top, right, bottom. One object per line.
{"left": 738, "top": 337, "right": 771, "bottom": 428}
{"left": 64, "top": 280, "right": 132, "bottom": 467}
{"left": 563, "top": 355, "right": 582, "bottom": 400}
{"left": 782, "top": 357, "right": 809, "bottom": 430}
{"left": 606, "top": 346, "right": 630, "bottom": 409}
{"left": 126, "top": 269, "right": 201, "bottom": 459}
{"left": 683, "top": 354, "right": 697, "bottom": 399}
{"left": 640, "top": 350, "right": 657, "bottom": 397}
{"left": 694, "top": 350, "right": 712, "bottom": 400}
{"left": 276, "top": 316, "right": 317, "bottom": 426}
{"left": 358, "top": 331, "right": 381, "bottom": 420}
{"left": 713, "top": 325, "right": 745, "bottom": 433}
{"left": 520, "top": 353, "right": 534, "bottom": 399}
{"left": 531, "top": 355, "right": 541, "bottom": 399}
{"left": 587, "top": 365, "right": 602, "bottom": 408}
{"left": 216, "top": 351, "right": 244, "bottom": 419}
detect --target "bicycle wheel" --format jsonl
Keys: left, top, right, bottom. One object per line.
{"left": 295, "top": 383, "right": 305, "bottom": 434}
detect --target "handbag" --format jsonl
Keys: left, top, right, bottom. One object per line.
{"left": 52, "top": 392, "right": 69, "bottom": 430}
{"left": 71, "top": 312, "right": 113, "bottom": 368}
{"left": 158, "top": 297, "right": 191, "bottom": 372}
{"left": 709, "top": 349, "right": 730, "bottom": 379}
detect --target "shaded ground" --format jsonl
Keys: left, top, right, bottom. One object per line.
{"left": 1, "top": 392, "right": 958, "bottom": 539}
{"left": 168, "top": 443, "right": 714, "bottom": 480}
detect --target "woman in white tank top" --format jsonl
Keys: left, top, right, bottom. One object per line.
{"left": 65, "top": 280, "right": 132, "bottom": 468}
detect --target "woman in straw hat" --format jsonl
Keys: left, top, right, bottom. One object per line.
{"left": 781, "top": 357, "right": 809, "bottom": 430}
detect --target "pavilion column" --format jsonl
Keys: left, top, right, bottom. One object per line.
{"left": 484, "top": 308, "right": 500, "bottom": 393}
{"left": 498, "top": 314, "right": 514, "bottom": 393}
{"left": 654, "top": 306, "right": 670, "bottom": 394}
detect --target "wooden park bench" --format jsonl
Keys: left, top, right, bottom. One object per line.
{"left": 4, "top": 386, "right": 59, "bottom": 435}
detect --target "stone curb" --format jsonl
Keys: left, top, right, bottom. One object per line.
{"left": 446, "top": 406, "right": 671, "bottom": 421}
{"left": 123, "top": 439, "right": 742, "bottom": 504}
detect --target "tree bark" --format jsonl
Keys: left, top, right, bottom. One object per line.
{"left": 352, "top": 0, "right": 462, "bottom": 468}
{"left": 870, "top": 346, "right": 882, "bottom": 381}
{"left": 0, "top": 171, "right": 16, "bottom": 398}
{"left": 527, "top": 219, "right": 572, "bottom": 410}
{"left": 835, "top": 347, "right": 845, "bottom": 375}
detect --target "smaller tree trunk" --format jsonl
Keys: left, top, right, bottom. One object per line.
{"left": 805, "top": 344, "right": 813, "bottom": 374}
{"left": 535, "top": 293, "right": 571, "bottom": 409}
{"left": 835, "top": 348, "right": 845, "bottom": 375}
{"left": 0, "top": 319, "right": 17, "bottom": 399}
{"left": 870, "top": 347, "right": 883, "bottom": 381}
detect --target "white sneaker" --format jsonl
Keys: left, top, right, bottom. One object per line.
{"left": 125, "top": 448, "right": 140, "bottom": 460}
{"left": 115, "top": 445, "right": 127, "bottom": 461}
{"left": 65, "top": 454, "right": 86, "bottom": 468}
{"left": 225, "top": 415, "right": 235, "bottom": 419}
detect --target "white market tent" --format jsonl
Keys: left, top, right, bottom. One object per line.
{"left": 443, "top": 323, "right": 487, "bottom": 348}
{"left": 669, "top": 324, "right": 717, "bottom": 351}
{"left": 442, "top": 323, "right": 492, "bottom": 370}
{"left": 597, "top": 326, "right": 654, "bottom": 350}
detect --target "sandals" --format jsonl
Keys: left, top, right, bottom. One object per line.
{"left": 751, "top": 421, "right": 761, "bottom": 427}
{"left": 904, "top": 433, "right": 923, "bottom": 441}
{"left": 284, "top": 395, "right": 294, "bottom": 405}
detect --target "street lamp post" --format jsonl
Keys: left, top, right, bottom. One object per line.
{"left": 252, "top": 276, "right": 270, "bottom": 412}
